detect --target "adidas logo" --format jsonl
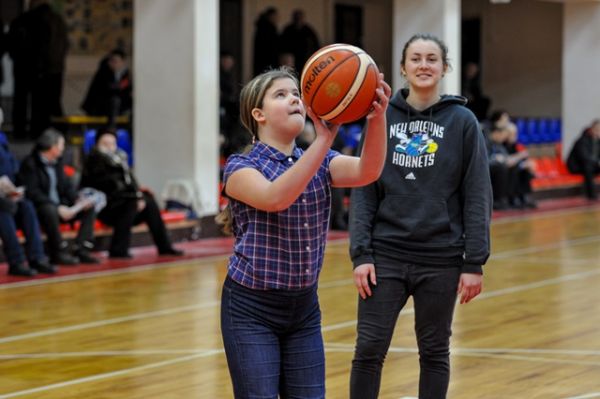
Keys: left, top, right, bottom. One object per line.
{"left": 404, "top": 172, "right": 416, "bottom": 180}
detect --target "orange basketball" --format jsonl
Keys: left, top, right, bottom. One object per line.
{"left": 300, "top": 44, "right": 379, "bottom": 124}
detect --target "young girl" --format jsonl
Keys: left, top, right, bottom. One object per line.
{"left": 349, "top": 34, "right": 492, "bottom": 398}
{"left": 219, "top": 67, "right": 390, "bottom": 398}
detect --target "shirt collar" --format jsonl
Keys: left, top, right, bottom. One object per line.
{"left": 39, "top": 153, "right": 57, "bottom": 166}
{"left": 253, "top": 141, "right": 302, "bottom": 161}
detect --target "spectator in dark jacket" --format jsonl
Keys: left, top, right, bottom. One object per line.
{"left": 0, "top": 114, "right": 55, "bottom": 276}
{"left": 81, "top": 49, "right": 132, "bottom": 126}
{"left": 280, "top": 9, "right": 320, "bottom": 74}
{"left": 567, "top": 120, "right": 600, "bottom": 200}
{"left": 7, "top": 0, "right": 68, "bottom": 139}
{"left": 80, "top": 129, "right": 183, "bottom": 258}
{"left": 253, "top": 7, "right": 280, "bottom": 75}
{"left": 18, "top": 129, "right": 99, "bottom": 265}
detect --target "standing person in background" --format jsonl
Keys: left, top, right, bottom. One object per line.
{"left": 252, "top": 7, "right": 280, "bottom": 75}
{"left": 218, "top": 67, "right": 390, "bottom": 398}
{"left": 81, "top": 49, "right": 132, "bottom": 126}
{"left": 461, "top": 61, "right": 490, "bottom": 121}
{"left": 349, "top": 34, "right": 492, "bottom": 399}
{"left": 280, "top": 9, "right": 320, "bottom": 74}
{"left": 80, "top": 129, "right": 183, "bottom": 259}
{"left": 7, "top": 0, "right": 68, "bottom": 139}
{"left": 567, "top": 119, "right": 600, "bottom": 200}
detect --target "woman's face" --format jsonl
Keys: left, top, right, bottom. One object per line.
{"left": 97, "top": 133, "right": 117, "bottom": 153}
{"left": 402, "top": 39, "right": 447, "bottom": 91}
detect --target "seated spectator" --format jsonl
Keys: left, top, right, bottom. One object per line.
{"left": 504, "top": 122, "right": 537, "bottom": 208}
{"left": 0, "top": 113, "right": 55, "bottom": 276}
{"left": 487, "top": 124, "right": 526, "bottom": 210}
{"left": 18, "top": 129, "right": 99, "bottom": 265}
{"left": 567, "top": 120, "right": 600, "bottom": 200}
{"left": 81, "top": 49, "right": 132, "bottom": 125}
{"left": 80, "top": 129, "right": 183, "bottom": 258}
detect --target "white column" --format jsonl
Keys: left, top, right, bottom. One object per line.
{"left": 562, "top": 3, "right": 600, "bottom": 159}
{"left": 391, "top": 0, "right": 461, "bottom": 95}
{"left": 134, "top": 0, "right": 219, "bottom": 216}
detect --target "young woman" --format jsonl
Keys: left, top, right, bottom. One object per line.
{"left": 219, "top": 67, "right": 390, "bottom": 398}
{"left": 349, "top": 34, "right": 492, "bottom": 398}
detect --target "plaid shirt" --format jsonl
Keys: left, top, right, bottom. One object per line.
{"left": 223, "top": 141, "right": 340, "bottom": 290}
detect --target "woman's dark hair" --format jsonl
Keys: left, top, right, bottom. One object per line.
{"left": 400, "top": 33, "right": 451, "bottom": 69}
{"left": 95, "top": 127, "right": 117, "bottom": 144}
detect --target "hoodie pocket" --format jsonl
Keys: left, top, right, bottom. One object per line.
{"left": 374, "top": 195, "right": 451, "bottom": 243}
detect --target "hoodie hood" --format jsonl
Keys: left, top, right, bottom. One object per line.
{"left": 389, "top": 88, "right": 467, "bottom": 115}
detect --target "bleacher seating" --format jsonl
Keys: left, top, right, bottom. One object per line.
{"left": 514, "top": 117, "right": 562, "bottom": 145}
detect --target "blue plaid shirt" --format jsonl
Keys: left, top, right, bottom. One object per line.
{"left": 223, "top": 141, "right": 340, "bottom": 290}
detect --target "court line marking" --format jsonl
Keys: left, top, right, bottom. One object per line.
{"left": 0, "top": 237, "right": 351, "bottom": 290}
{"left": 0, "top": 351, "right": 221, "bottom": 399}
{"left": 2, "top": 260, "right": 600, "bottom": 345}
{"left": 1, "top": 344, "right": 598, "bottom": 398}
{"left": 0, "top": 301, "right": 219, "bottom": 345}
{"left": 1, "top": 204, "right": 597, "bottom": 291}
{"left": 491, "top": 204, "right": 600, "bottom": 225}
{"left": 324, "top": 344, "right": 600, "bottom": 366}
{"left": 323, "top": 343, "right": 600, "bottom": 356}
{"left": 5, "top": 345, "right": 598, "bottom": 360}
{"left": 0, "top": 349, "right": 215, "bottom": 359}
{"left": 564, "top": 393, "right": 600, "bottom": 399}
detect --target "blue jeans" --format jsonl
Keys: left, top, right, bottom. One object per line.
{"left": 0, "top": 199, "right": 46, "bottom": 266}
{"left": 350, "top": 260, "right": 461, "bottom": 399}
{"left": 221, "top": 276, "right": 325, "bottom": 399}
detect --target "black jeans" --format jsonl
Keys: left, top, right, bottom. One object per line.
{"left": 36, "top": 203, "right": 96, "bottom": 257}
{"left": 98, "top": 192, "right": 173, "bottom": 256}
{"left": 350, "top": 260, "right": 461, "bottom": 399}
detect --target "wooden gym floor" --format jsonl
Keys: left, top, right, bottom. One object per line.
{"left": 1, "top": 198, "right": 600, "bottom": 398}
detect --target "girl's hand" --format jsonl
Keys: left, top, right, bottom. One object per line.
{"left": 366, "top": 73, "right": 391, "bottom": 120}
{"left": 305, "top": 105, "right": 340, "bottom": 143}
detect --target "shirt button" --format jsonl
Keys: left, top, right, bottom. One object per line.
{"left": 302, "top": 198, "right": 307, "bottom": 203}
{"left": 305, "top": 269, "right": 310, "bottom": 274}
{"left": 306, "top": 246, "right": 310, "bottom": 251}
{"left": 304, "top": 222, "right": 309, "bottom": 228}
{"left": 288, "top": 157, "right": 293, "bottom": 162}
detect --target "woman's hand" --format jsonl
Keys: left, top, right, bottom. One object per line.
{"left": 366, "top": 73, "right": 392, "bottom": 121}
{"left": 457, "top": 273, "right": 483, "bottom": 304}
{"left": 353, "top": 263, "right": 377, "bottom": 300}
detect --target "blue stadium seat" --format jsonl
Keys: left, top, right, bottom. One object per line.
{"left": 550, "top": 118, "right": 562, "bottom": 142}
{"left": 527, "top": 119, "right": 541, "bottom": 143}
{"left": 538, "top": 118, "right": 551, "bottom": 143}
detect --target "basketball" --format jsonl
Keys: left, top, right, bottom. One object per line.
{"left": 300, "top": 44, "right": 379, "bottom": 124}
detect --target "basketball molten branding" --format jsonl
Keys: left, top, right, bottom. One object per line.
{"left": 301, "top": 44, "right": 379, "bottom": 124}
{"left": 303, "top": 56, "right": 335, "bottom": 94}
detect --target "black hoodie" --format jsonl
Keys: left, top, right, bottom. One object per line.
{"left": 349, "top": 89, "right": 492, "bottom": 274}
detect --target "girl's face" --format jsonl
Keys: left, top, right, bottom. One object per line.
{"left": 254, "top": 77, "right": 306, "bottom": 138}
{"left": 402, "top": 39, "right": 447, "bottom": 91}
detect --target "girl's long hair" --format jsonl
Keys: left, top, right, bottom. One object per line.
{"left": 216, "top": 67, "right": 298, "bottom": 235}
